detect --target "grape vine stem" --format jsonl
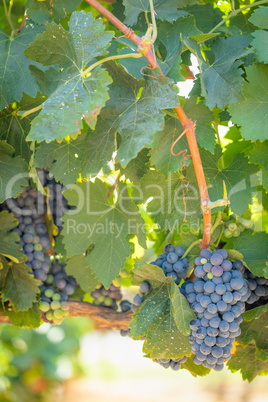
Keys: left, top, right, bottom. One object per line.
{"left": 0, "top": 302, "right": 132, "bottom": 329}
{"left": 84, "top": 0, "right": 211, "bottom": 249}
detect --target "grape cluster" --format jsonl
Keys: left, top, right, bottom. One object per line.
{"left": 91, "top": 284, "right": 123, "bottom": 310}
{"left": 154, "top": 356, "right": 187, "bottom": 371}
{"left": 150, "top": 243, "right": 189, "bottom": 284}
{"left": 1, "top": 186, "right": 52, "bottom": 281}
{"left": 183, "top": 249, "right": 248, "bottom": 371}
{"left": 40, "top": 259, "right": 78, "bottom": 324}
{"left": 224, "top": 217, "right": 253, "bottom": 239}
{"left": 242, "top": 268, "right": 268, "bottom": 306}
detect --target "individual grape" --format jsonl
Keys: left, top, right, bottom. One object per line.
{"left": 167, "top": 252, "right": 178, "bottom": 264}
{"left": 164, "top": 243, "right": 175, "bottom": 254}
{"left": 140, "top": 281, "right": 151, "bottom": 294}
{"left": 175, "top": 246, "right": 185, "bottom": 257}
{"left": 222, "top": 312, "right": 235, "bottom": 323}
{"left": 210, "top": 253, "right": 223, "bottom": 266}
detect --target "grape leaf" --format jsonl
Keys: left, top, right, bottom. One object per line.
{"left": 0, "top": 141, "right": 29, "bottom": 203}
{"left": 0, "top": 211, "right": 26, "bottom": 264}
{"left": 222, "top": 126, "right": 254, "bottom": 168}
{"left": 182, "top": 356, "right": 210, "bottom": 376}
{"left": 122, "top": 148, "right": 150, "bottom": 185}
{"left": 200, "top": 36, "right": 252, "bottom": 110}
{"left": 129, "top": 263, "right": 192, "bottom": 359}
{"left": 200, "top": 146, "right": 259, "bottom": 215}
{"left": 249, "top": 141, "right": 268, "bottom": 190}
{"left": 34, "top": 136, "right": 86, "bottom": 186}
{"left": 186, "top": 3, "right": 224, "bottom": 32}
{"left": 0, "top": 257, "right": 40, "bottom": 311}
{"left": 123, "top": 0, "right": 192, "bottom": 26}
{"left": 65, "top": 254, "right": 100, "bottom": 293}
{"left": 232, "top": 230, "right": 268, "bottom": 277}
{"left": 228, "top": 64, "right": 268, "bottom": 142}
{"left": 80, "top": 112, "right": 115, "bottom": 178}
{"left": 62, "top": 180, "right": 146, "bottom": 287}
{"left": 252, "top": 30, "right": 268, "bottom": 63}
{"left": 239, "top": 310, "right": 268, "bottom": 350}
{"left": 138, "top": 169, "right": 202, "bottom": 229}
{"left": 243, "top": 304, "right": 268, "bottom": 322}
{"left": 3, "top": 302, "right": 41, "bottom": 329}
{"left": 0, "top": 22, "right": 44, "bottom": 109}
{"left": 228, "top": 344, "right": 268, "bottom": 382}
{"left": 25, "top": 11, "right": 114, "bottom": 142}
{"left": 26, "top": 0, "right": 82, "bottom": 24}
{"left": 249, "top": 6, "right": 268, "bottom": 29}
{"left": 104, "top": 63, "right": 179, "bottom": 167}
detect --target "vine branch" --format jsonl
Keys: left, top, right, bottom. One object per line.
{"left": 0, "top": 301, "right": 132, "bottom": 329}
{"left": 85, "top": 0, "right": 211, "bottom": 249}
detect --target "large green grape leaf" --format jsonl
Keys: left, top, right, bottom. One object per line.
{"left": 34, "top": 136, "right": 86, "bottom": 186}
{"left": 0, "top": 257, "right": 40, "bottom": 311}
{"left": 123, "top": 0, "right": 192, "bottom": 26}
{"left": 138, "top": 169, "right": 202, "bottom": 229}
{"left": 252, "top": 30, "right": 268, "bottom": 63}
{"left": 26, "top": 0, "right": 82, "bottom": 24}
{"left": 0, "top": 141, "right": 29, "bottom": 203}
{"left": 200, "top": 36, "right": 252, "bottom": 110}
{"left": 243, "top": 304, "right": 268, "bottom": 322}
{"left": 228, "top": 64, "right": 268, "bottom": 142}
{"left": 228, "top": 344, "right": 268, "bottom": 382}
{"left": 25, "top": 11, "right": 114, "bottom": 142}
{"left": 249, "top": 6, "right": 268, "bottom": 29}
{"left": 3, "top": 302, "right": 41, "bottom": 329}
{"left": 104, "top": 63, "right": 179, "bottom": 167}
{"left": 232, "top": 230, "right": 268, "bottom": 277}
{"left": 182, "top": 356, "right": 210, "bottom": 376}
{"left": 62, "top": 180, "right": 146, "bottom": 287}
{"left": 65, "top": 254, "right": 99, "bottom": 293}
{"left": 0, "top": 211, "right": 26, "bottom": 264}
{"left": 239, "top": 310, "right": 268, "bottom": 351}
{"left": 0, "top": 22, "right": 44, "bottom": 109}
{"left": 200, "top": 146, "right": 259, "bottom": 215}
{"left": 249, "top": 141, "right": 268, "bottom": 190}
{"left": 129, "top": 263, "right": 193, "bottom": 359}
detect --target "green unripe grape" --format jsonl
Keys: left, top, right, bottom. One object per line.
{"left": 52, "top": 293, "right": 61, "bottom": 301}
{"left": 61, "top": 302, "right": 69, "bottom": 311}
{"left": 238, "top": 224, "right": 245, "bottom": 233}
{"left": 53, "top": 309, "right": 64, "bottom": 319}
{"left": 40, "top": 302, "right": 50, "bottom": 312}
{"left": 224, "top": 228, "right": 233, "bottom": 238}
{"left": 95, "top": 283, "right": 102, "bottom": 289}
{"left": 98, "top": 295, "right": 105, "bottom": 303}
{"left": 93, "top": 299, "right": 101, "bottom": 305}
{"left": 53, "top": 317, "right": 63, "bottom": 325}
{"left": 46, "top": 311, "right": 53, "bottom": 321}
{"left": 237, "top": 217, "right": 253, "bottom": 229}
{"left": 50, "top": 300, "right": 61, "bottom": 310}
{"left": 34, "top": 243, "right": 43, "bottom": 251}
{"left": 104, "top": 296, "right": 113, "bottom": 306}
{"left": 120, "top": 269, "right": 128, "bottom": 278}
{"left": 44, "top": 288, "right": 54, "bottom": 298}
{"left": 228, "top": 222, "right": 237, "bottom": 232}
{"left": 200, "top": 258, "right": 207, "bottom": 265}
{"left": 112, "top": 277, "right": 122, "bottom": 287}
{"left": 46, "top": 274, "right": 54, "bottom": 284}
{"left": 232, "top": 228, "right": 240, "bottom": 237}
{"left": 207, "top": 272, "right": 214, "bottom": 280}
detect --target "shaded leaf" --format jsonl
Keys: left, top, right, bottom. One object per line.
{"left": 62, "top": 180, "right": 146, "bottom": 287}
{"left": 228, "top": 64, "right": 268, "bottom": 142}
{"left": 4, "top": 302, "right": 41, "bottom": 329}
{"left": 26, "top": 0, "right": 82, "bottom": 24}
{"left": 0, "top": 257, "right": 40, "bottom": 311}
{"left": 250, "top": 140, "right": 268, "bottom": 190}
{"left": 65, "top": 254, "right": 99, "bottom": 293}
{"left": 0, "top": 211, "right": 27, "bottom": 264}
{"left": 249, "top": 6, "right": 268, "bottom": 29}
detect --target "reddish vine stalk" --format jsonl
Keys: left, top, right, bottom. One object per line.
{"left": 85, "top": 0, "right": 211, "bottom": 249}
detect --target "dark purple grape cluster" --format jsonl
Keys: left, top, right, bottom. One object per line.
{"left": 91, "top": 284, "right": 123, "bottom": 310}
{"left": 150, "top": 243, "right": 188, "bottom": 284}
{"left": 182, "top": 249, "right": 248, "bottom": 371}
{"left": 1, "top": 185, "right": 51, "bottom": 281}
{"left": 154, "top": 356, "right": 187, "bottom": 370}
{"left": 40, "top": 259, "right": 78, "bottom": 324}
{"left": 242, "top": 268, "right": 268, "bottom": 306}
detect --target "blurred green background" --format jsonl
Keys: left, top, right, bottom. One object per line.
{"left": 1, "top": 318, "right": 268, "bottom": 402}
